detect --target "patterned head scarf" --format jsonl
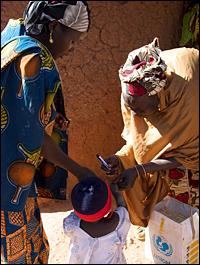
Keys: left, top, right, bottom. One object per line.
{"left": 119, "top": 38, "right": 167, "bottom": 96}
{"left": 23, "top": 1, "right": 89, "bottom": 35}
{"left": 71, "top": 177, "right": 112, "bottom": 222}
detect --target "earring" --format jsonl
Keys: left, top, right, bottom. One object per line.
{"left": 49, "top": 30, "right": 54, "bottom": 44}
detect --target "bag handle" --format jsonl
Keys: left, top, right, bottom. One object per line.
{"left": 185, "top": 168, "right": 195, "bottom": 239}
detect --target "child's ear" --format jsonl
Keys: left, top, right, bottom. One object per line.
{"left": 152, "top": 37, "right": 160, "bottom": 48}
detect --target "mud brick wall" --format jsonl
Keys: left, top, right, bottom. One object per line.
{"left": 1, "top": 1, "right": 184, "bottom": 192}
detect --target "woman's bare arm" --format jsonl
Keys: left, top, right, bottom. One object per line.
{"left": 114, "top": 157, "right": 182, "bottom": 190}
{"left": 139, "top": 158, "right": 182, "bottom": 174}
{"left": 41, "top": 132, "right": 96, "bottom": 181}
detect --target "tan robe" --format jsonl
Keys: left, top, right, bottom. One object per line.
{"left": 115, "top": 47, "right": 199, "bottom": 226}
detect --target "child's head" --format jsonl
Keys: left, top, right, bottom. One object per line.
{"left": 71, "top": 177, "right": 112, "bottom": 222}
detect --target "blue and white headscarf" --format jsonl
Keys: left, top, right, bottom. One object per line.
{"left": 23, "top": 1, "right": 89, "bottom": 35}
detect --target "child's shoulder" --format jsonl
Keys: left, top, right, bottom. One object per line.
{"left": 63, "top": 211, "right": 80, "bottom": 234}
{"left": 114, "top": 206, "right": 131, "bottom": 232}
{"left": 115, "top": 206, "right": 129, "bottom": 219}
{"left": 112, "top": 207, "right": 131, "bottom": 243}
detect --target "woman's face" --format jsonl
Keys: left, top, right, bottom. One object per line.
{"left": 122, "top": 91, "right": 159, "bottom": 117}
{"left": 49, "top": 23, "right": 85, "bottom": 59}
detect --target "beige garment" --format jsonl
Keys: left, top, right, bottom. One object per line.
{"left": 115, "top": 47, "right": 199, "bottom": 226}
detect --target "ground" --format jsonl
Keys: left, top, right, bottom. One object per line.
{"left": 39, "top": 198, "right": 153, "bottom": 264}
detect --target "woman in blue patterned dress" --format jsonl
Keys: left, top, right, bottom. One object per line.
{"left": 1, "top": 1, "right": 96, "bottom": 263}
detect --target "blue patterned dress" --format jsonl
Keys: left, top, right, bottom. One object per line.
{"left": 1, "top": 19, "right": 68, "bottom": 264}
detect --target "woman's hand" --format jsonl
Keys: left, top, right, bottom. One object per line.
{"left": 100, "top": 155, "right": 123, "bottom": 175}
{"left": 113, "top": 167, "right": 139, "bottom": 191}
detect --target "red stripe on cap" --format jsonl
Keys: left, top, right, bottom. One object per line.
{"left": 74, "top": 181, "right": 112, "bottom": 222}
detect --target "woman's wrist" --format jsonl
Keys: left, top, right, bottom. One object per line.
{"left": 134, "top": 162, "right": 164, "bottom": 176}
{"left": 115, "top": 155, "right": 124, "bottom": 173}
{"left": 135, "top": 164, "right": 147, "bottom": 176}
{"left": 134, "top": 158, "right": 181, "bottom": 176}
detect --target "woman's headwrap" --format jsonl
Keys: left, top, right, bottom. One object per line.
{"left": 71, "top": 177, "right": 112, "bottom": 222}
{"left": 119, "top": 38, "right": 167, "bottom": 96}
{"left": 23, "top": 1, "right": 89, "bottom": 35}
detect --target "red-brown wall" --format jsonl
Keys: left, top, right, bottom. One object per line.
{"left": 1, "top": 1, "right": 184, "bottom": 192}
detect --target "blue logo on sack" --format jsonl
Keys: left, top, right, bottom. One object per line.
{"left": 153, "top": 234, "right": 173, "bottom": 256}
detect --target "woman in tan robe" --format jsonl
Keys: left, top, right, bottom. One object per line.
{"left": 102, "top": 38, "right": 199, "bottom": 235}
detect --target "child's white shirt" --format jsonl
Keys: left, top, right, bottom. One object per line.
{"left": 63, "top": 206, "right": 131, "bottom": 264}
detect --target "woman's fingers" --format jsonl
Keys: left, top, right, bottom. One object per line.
{"left": 100, "top": 159, "right": 119, "bottom": 174}
{"left": 106, "top": 168, "right": 119, "bottom": 175}
{"left": 115, "top": 169, "right": 135, "bottom": 190}
{"left": 101, "top": 164, "right": 108, "bottom": 171}
{"left": 112, "top": 174, "right": 123, "bottom": 183}
{"left": 118, "top": 179, "right": 130, "bottom": 190}
{"left": 100, "top": 163, "right": 112, "bottom": 172}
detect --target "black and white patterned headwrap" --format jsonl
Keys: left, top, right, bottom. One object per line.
{"left": 119, "top": 38, "right": 167, "bottom": 96}
{"left": 23, "top": 1, "right": 89, "bottom": 35}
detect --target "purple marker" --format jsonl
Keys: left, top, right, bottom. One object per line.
{"left": 96, "top": 154, "right": 110, "bottom": 171}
